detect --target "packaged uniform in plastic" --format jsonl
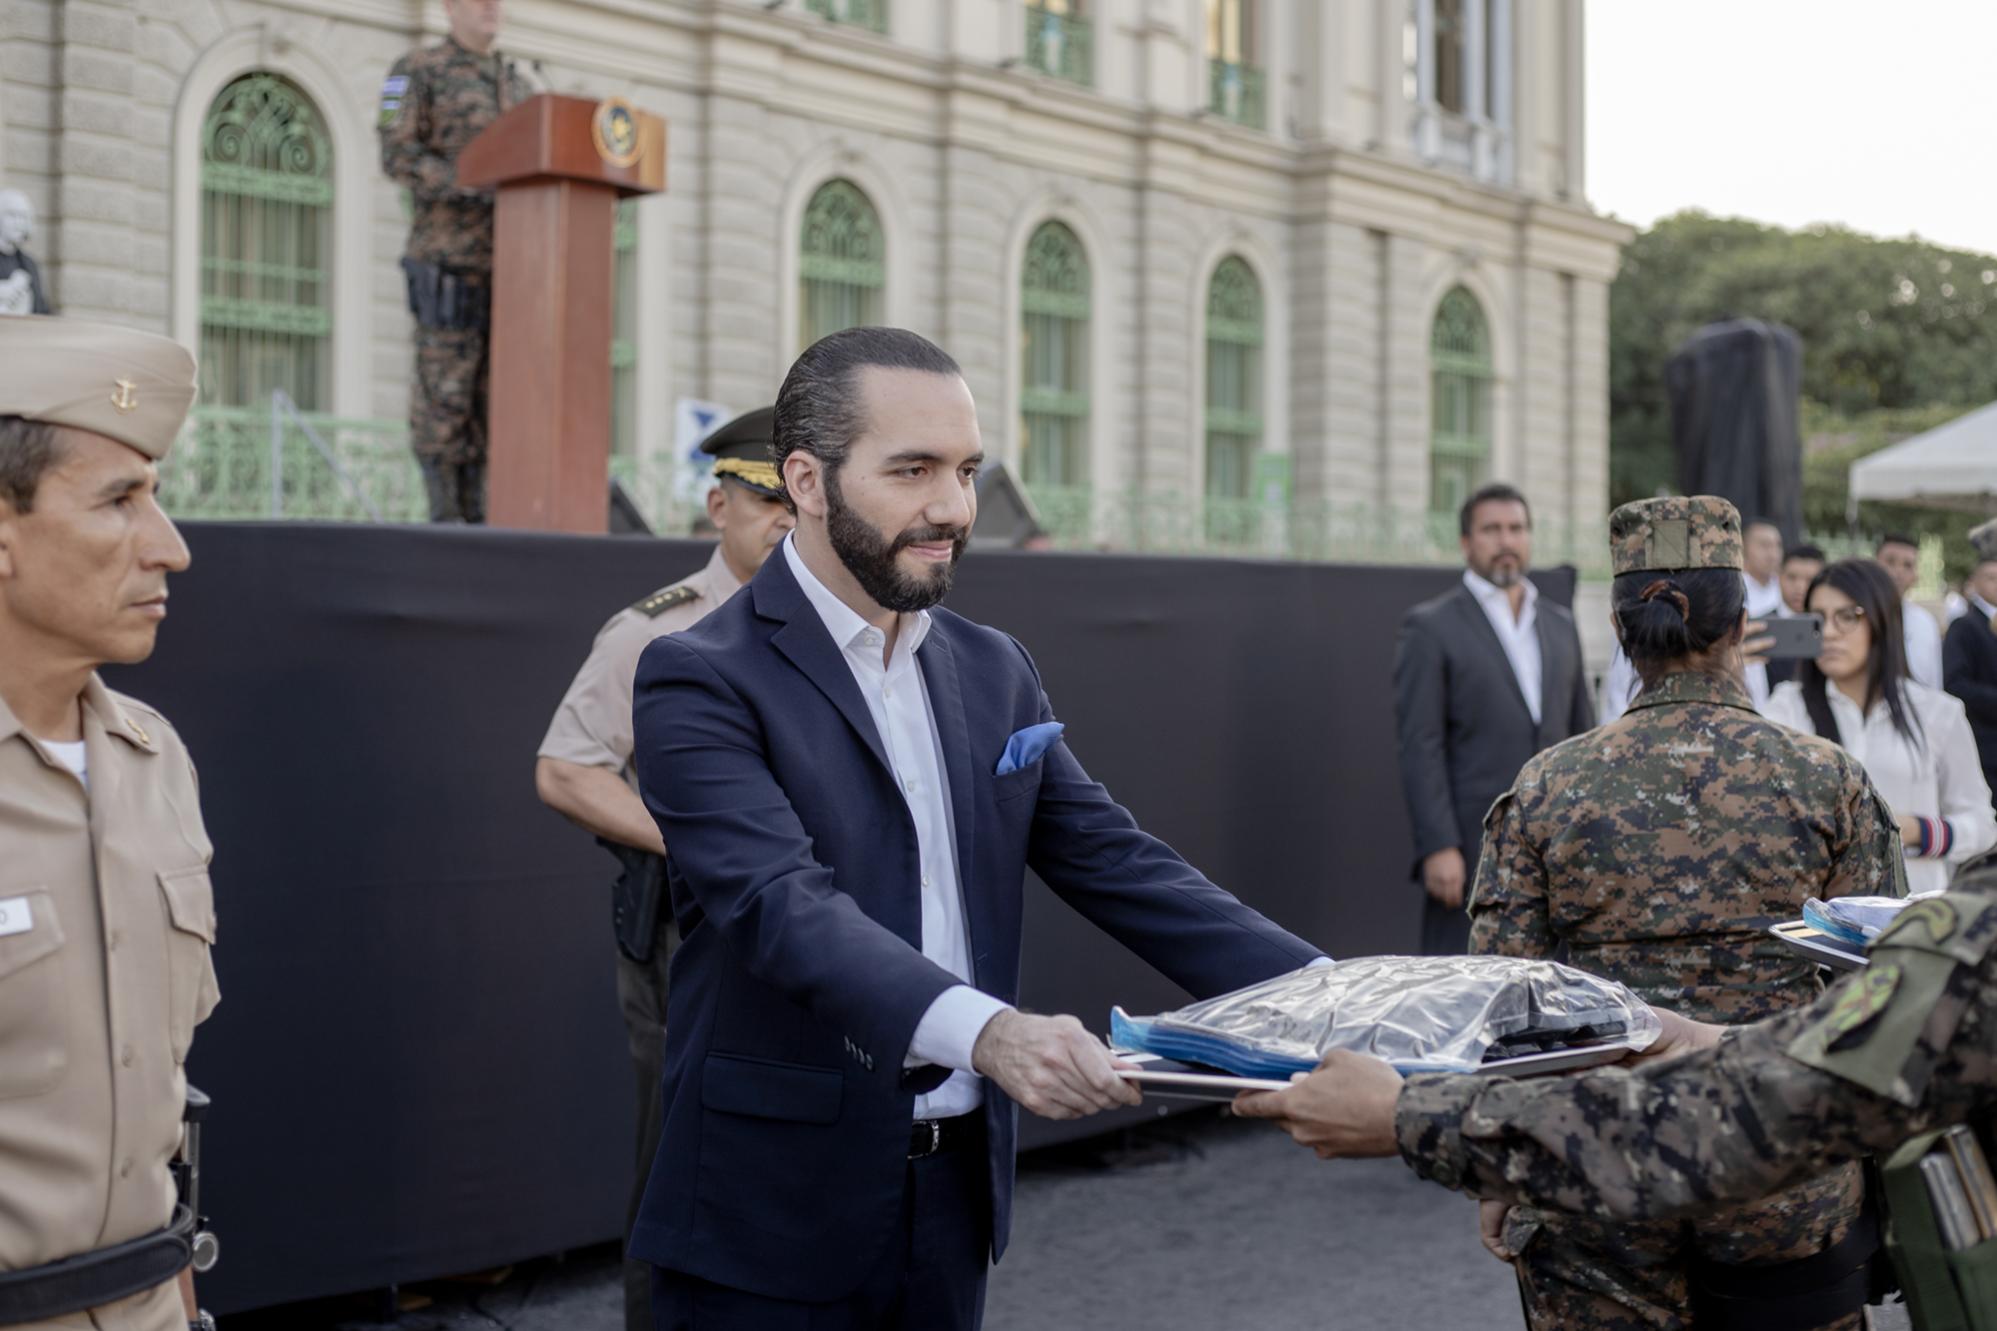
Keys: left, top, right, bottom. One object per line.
{"left": 1110, "top": 954, "right": 1660, "bottom": 1076}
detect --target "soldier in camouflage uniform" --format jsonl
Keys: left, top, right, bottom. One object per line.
{"left": 1235, "top": 878, "right": 1997, "bottom": 1325}
{"left": 377, "top": 0, "right": 529, "bottom": 523}
{"left": 1461, "top": 496, "right": 1908, "bottom": 1330}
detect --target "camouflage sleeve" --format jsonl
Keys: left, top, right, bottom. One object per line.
{"left": 1395, "top": 890, "right": 1997, "bottom": 1221}
{"left": 377, "top": 58, "right": 461, "bottom": 202}
{"left": 1825, "top": 763, "right": 1910, "bottom": 900}
{"left": 1467, "top": 789, "right": 1558, "bottom": 959}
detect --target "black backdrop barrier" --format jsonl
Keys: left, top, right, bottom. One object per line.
{"left": 1667, "top": 318, "right": 1805, "bottom": 543}
{"left": 104, "top": 523, "right": 1575, "bottom": 1315}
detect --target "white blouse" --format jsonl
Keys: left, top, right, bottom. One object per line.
{"left": 1764, "top": 680, "right": 1997, "bottom": 895}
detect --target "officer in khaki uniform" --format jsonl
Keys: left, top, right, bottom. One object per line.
{"left": 0, "top": 318, "right": 219, "bottom": 1330}
{"left": 534, "top": 407, "right": 793, "bottom": 1331}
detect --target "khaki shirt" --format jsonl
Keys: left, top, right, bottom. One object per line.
{"left": 0, "top": 677, "right": 220, "bottom": 1331}
{"left": 538, "top": 546, "right": 741, "bottom": 786}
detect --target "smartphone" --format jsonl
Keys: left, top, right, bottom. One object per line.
{"left": 1761, "top": 613, "right": 1824, "bottom": 661}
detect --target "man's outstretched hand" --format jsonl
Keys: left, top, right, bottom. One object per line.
{"left": 1231, "top": 1050, "right": 1405, "bottom": 1158}
{"left": 971, "top": 1010, "right": 1142, "bottom": 1120}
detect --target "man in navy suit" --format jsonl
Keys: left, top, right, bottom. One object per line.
{"left": 1943, "top": 527, "right": 1997, "bottom": 808}
{"left": 629, "top": 327, "right": 1324, "bottom": 1329}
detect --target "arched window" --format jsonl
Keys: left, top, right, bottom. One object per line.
{"left": 1204, "top": 256, "right": 1263, "bottom": 501}
{"left": 1019, "top": 221, "right": 1090, "bottom": 489}
{"left": 610, "top": 199, "right": 639, "bottom": 454}
{"left": 1429, "top": 286, "right": 1493, "bottom": 518}
{"left": 799, "top": 179, "right": 885, "bottom": 351}
{"left": 198, "top": 72, "right": 334, "bottom": 410}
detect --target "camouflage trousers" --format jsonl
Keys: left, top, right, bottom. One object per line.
{"left": 410, "top": 325, "right": 489, "bottom": 521}
{"left": 1503, "top": 1162, "right": 1866, "bottom": 1331}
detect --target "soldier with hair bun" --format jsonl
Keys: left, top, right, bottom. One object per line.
{"left": 1455, "top": 496, "right": 1907, "bottom": 1331}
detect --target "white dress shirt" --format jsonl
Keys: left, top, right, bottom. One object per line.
{"left": 1463, "top": 570, "right": 1542, "bottom": 726}
{"left": 1902, "top": 599, "right": 1943, "bottom": 691}
{"left": 782, "top": 535, "right": 1006, "bottom": 1119}
{"left": 1764, "top": 679, "right": 1997, "bottom": 895}
{"left": 1744, "top": 572, "right": 1784, "bottom": 620}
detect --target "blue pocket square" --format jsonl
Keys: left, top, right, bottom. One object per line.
{"left": 995, "top": 722, "right": 1065, "bottom": 776}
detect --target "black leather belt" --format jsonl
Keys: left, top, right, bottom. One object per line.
{"left": 0, "top": 1205, "right": 195, "bottom": 1326}
{"left": 909, "top": 1112, "right": 982, "bottom": 1160}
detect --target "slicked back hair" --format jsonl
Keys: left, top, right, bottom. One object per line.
{"left": 772, "top": 327, "right": 963, "bottom": 508}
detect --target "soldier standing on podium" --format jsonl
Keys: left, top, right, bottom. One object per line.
{"left": 378, "top": 0, "right": 530, "bottom": 524}
{"left": 535, "top": 409, "right": 794, "bottom": 1331}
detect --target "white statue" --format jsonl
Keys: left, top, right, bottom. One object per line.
{"left": 0, "top": 189, "right": 52, "bottom": 316}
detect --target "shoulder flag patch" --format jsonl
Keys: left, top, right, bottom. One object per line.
{"left": 633, "top": 584, "right": 700, "bottom": 618}
{"left": 379, "top": 74, "right": 410, "bottom": 128}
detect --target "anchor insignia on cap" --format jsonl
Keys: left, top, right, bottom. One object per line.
{"left": 110, "top": 379, "right": 139, "bottom": 413}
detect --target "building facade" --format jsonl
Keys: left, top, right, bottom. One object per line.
{"left": 0, "top": 0, "right": 1628, "bottom": 556}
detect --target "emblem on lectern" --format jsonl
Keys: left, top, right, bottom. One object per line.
{"left": 592, "top": 97, "right": 641, "bottom": 169}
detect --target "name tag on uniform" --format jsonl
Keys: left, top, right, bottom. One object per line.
{"left": 0, "top": 896, "right": 32, "bottom": 937}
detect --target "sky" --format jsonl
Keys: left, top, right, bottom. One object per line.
{"left": 1585, "top": 0, "right": 1997, "bottom": 258}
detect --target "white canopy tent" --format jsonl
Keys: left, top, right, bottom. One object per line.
{"left": 1848, "top": 401, "right": 1997, "bottom": 517}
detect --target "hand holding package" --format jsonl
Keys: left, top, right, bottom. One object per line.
{"left": 1111, "top": 954, "right": 1661, "bottom": 1075}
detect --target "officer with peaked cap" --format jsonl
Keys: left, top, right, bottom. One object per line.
{"left": 1251, "top": 495, "right": 1906, "bottom": 1331}
{"left": 0, "top": 318, "right": 220, "bottom": 1330}
{"left": 534, "top": 405, "right": 793, "bottom": 1331}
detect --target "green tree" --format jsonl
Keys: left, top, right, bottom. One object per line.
{"left": 1611, "top": 212, "right": 1997, "bottom": 508}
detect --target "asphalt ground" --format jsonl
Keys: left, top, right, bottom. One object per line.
{"left": 234, "top": 1108, "right": 1909, "bottom": 1331}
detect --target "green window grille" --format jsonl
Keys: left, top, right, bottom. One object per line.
{"left": 1019, "top": 220, "right": 1090, "bottom": 490}
{"left": 799, "top": 179, "right": 886, "bottom": 352}
{"left": 199, "top": 72, "right": 334, "bottom": 411}
{"left": 1204, "top": 256, "right": 1263, "bottom": 502}
{"left": 610, "top": 199, "right": 639, "bottom": 455}
{"left": 1025, "top": 2, "right": 1093, "bottom": 87}
{"left": 1429, "top": 286, "right": 1493, "bottom": 518}
{"left": 1206, "top": 0, "right": 1265, "bottom": 128}
{"left": 805, "top": 0, "right": 888, "bottom": 33}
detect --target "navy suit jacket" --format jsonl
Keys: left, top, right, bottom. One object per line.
{"left": 1944, "top": 610, "right": 1997, "bottom": 792}
{"left": 626, "top": 549, "right": 1322, "bottom": 1301}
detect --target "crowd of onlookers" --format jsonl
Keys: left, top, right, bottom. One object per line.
{"left": 1398, "top": 487, "right": 1997, "bottom": 957}
{"left": 1390, "top": 486, "right": 1997, "bottom": 1324}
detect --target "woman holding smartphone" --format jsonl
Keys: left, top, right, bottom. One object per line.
{"left": 1765, "top": 557, "right": 1996, "bottom": 894}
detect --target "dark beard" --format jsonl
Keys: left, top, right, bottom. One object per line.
{"left": 824, "top": 469, "right": 968, "bottom": 613}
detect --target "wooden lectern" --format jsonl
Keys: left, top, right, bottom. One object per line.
{"left": 457, "top": 94, "right": 665, "bottom": 533}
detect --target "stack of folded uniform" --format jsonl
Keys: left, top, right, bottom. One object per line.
{"left": 1801, "top": 895, "right": 1916, "bottom": 948}
{"left": 1110, "top": 955, "right": 1660, "bottom": 1076}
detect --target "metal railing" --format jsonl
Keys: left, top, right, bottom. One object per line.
{"left": 162, "top": 402, "right": 1879, "bottom": 581}
{"left": 1027, "top": 485, "right": 1611, "bottom": 570}
{"left": 162, "top": 402, "right": 425, "bottom": 522}
{"left": 1207, "top": 60, "right": 1266, "bottom": 129}
{"left": 1024, "top": 7, "right": 1093, "bottom": 86}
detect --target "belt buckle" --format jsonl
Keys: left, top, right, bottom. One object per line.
{"left": 912, "top": 1119, "right": 941, "bottom": 1159}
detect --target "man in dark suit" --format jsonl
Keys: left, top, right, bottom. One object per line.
{"left": 1392, "top": 482, "right": 1594, "bottom": 955}
{"left": 629, "top": 326, "right": 1325, "bottom": 1330}
{"left": 1942, "top": 525, "right": 1997, "bottom": 808}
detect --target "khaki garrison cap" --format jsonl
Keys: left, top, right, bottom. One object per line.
{"left": 1608, "top": 495, "right": 1745, "bottom": 576}
{"left": 1969, "top": 518, "right": 1997, "bottom": 563}
{"left": 0, "top": 316, "right": 198, "bottom": 462}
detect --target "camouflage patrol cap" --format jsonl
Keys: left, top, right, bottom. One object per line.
{"left": 1609, "top": 495, "right": 1744, "bottom": 576}
{"left": 1968, "top": 517, "right": 1997, "bottom": 564}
